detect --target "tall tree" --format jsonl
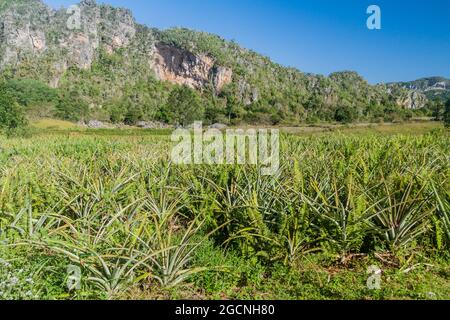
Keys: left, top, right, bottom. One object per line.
{"left": 0, "top": 84, "right": 28, "bottom": 137}
{"left": 55, "top": 90, "right": 89, "bottom": 122}
{"left": 163, "top": 86, "right": 204, "bottom": 126}
{"left": 444, "top": 98, "right": 450, "bottom": 128}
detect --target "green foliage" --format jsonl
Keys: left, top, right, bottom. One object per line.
{"left": 432, "top": 184, "right": 450, "bottom": 248}
{"left": 107, "top": 101, "right": 126, "bottom": 124}
{"left": 0, "top": 79, "right": 57, "bottom": 107}
{"left": 123, "top": 104, "right": 143, "bottom": 125}
{"left": 334, "top": 104, "right": 357, "bottom": 123}
{"left": 430, "top": 100, "right": 445, "bottom": 120}
{"left": 55, "top": 91, "right": 89, "bottom": 122}
{"left": 0, "top": 84, "right": 29, "bottom": 137}
{"left": 0, "top": 254, "right": 39, "bottom": 299}
{"left": 160, "top": 86, "right": 205, "bottom": 126}
{"left": 444, "top": 99, "right": 450, "bottom": 127}
{"left": 156, "top": 28, "right": 231, "bottom": 66}
{"left": 0, "top": 127, "right": 448, "bottom": 299}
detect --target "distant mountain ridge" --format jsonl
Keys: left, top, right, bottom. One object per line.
{"left": 0, "top": 0, "right": 446, "bottom": 124}
{"left": 388, "top": 77, "right": 450, "bottom": 102}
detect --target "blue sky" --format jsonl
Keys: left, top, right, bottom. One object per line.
{"left": 44, "top": 0, "right": 450, "bottom": 84}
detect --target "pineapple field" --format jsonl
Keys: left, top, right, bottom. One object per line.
{"left": 0, "top": 123, "right": 449, "bottom": 300}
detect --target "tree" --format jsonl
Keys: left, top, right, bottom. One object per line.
{"left": 56, "top": 90, "right": 89, "bottom": 122}
{"left": 0, "top": 85, "right": 29, "bottom": 137}
{"left": 124, "top": 104, "right": 144, "bottom": 125}
{"left": 109, "top": 103, "right": 126, "bottom": 124}
{"left": 334, "top": 104, "right": 357, "bottom": 123}
{"left": 1, "top": 79, "right": 57, "bottom": 107}
{"left": 163, "top": 86, "right": 204, "bottom": 126}
{"left": 204, "top": 103, "right": 226, "bottom": 125}
{"left": 431, "top": 100, "right": 444, "bottom": 121}
{"left": 444, "top": 99, "right": 450, "bottom": 128}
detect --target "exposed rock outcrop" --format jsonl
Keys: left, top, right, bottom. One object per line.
{"left": 388, "top": 77, "right": 450, "bottom": 103}
{"left": 0, "top": 0, "right": 137, "bottom": 75}
{"left": 0, "top": 1, "right": 52, "bottom": 68}
{"left": 87, "top": 120, "right": 106, "bottom": 128}
{"left": 136, "top": 121, "right": 171, "bottom": 129}
{"left": 396, "top": 91, "right": 427, "bottom": 110}
{"left": 151, "top": 44, "right": 232, "bottom": 92}
{"left": 212, "top": 66, "right": 233, "bottom": 92}
{"left": 0, "top": 0, "right": 232, "bottom": 93}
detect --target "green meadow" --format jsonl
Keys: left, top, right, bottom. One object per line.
{"left": 0, "top": 122, "right": 448, "bottom": 300}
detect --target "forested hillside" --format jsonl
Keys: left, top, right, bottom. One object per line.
{"left": 0, "top": 0, "right": 443, "bottom": 126}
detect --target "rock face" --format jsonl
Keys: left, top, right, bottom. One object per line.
{"left": 0, "top": 0, "right": 138, "bottom": 86}
{"left": 388, "top": 77, "right": 450, "bottom": 103}
{"left": 396, "top": 91, "right": 427, "bottom": 110}
{"left": 212, "top": 66, "right": 233, "bottom": 92}
{"left": 87, "top": 120, "right": 106, "bottom": 128}
{"left": 0, "top": 0, "right": 231, "bottom": 92}
{"left": 152, "top": 44, "right": 232, "bottom": 92}
{"left": 0, "top": 1, "right": 51, "bottom": 68}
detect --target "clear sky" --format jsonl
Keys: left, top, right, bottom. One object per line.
{"left": 43, "top": 0, "right": 450, "bottom": 84}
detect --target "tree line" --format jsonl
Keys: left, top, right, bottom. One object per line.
{"left": 1, "top": 78, "right": 449, "bottom": 137}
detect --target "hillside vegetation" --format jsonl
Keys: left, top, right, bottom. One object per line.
{"left": 0, "top": 0, "right": 444, "bottom": 127}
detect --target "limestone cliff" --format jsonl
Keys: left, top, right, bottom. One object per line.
{"left": 0, "top": 0, "right": 231, "bottom": 92}
{"left": 152, "top": 44, "right": 232, "bottom": 92}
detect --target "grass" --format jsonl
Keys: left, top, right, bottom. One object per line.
{"left": 31, "top": 118, "right": 78, "bottom": 130}
{"left": 29, "top": 119, "right": 443, "bottom": 136}
{"left": 281, "top": 121, "right": 443, "bottom": 136}
{"left": 0, "top": 122, "right": 448, "bottom": 300}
